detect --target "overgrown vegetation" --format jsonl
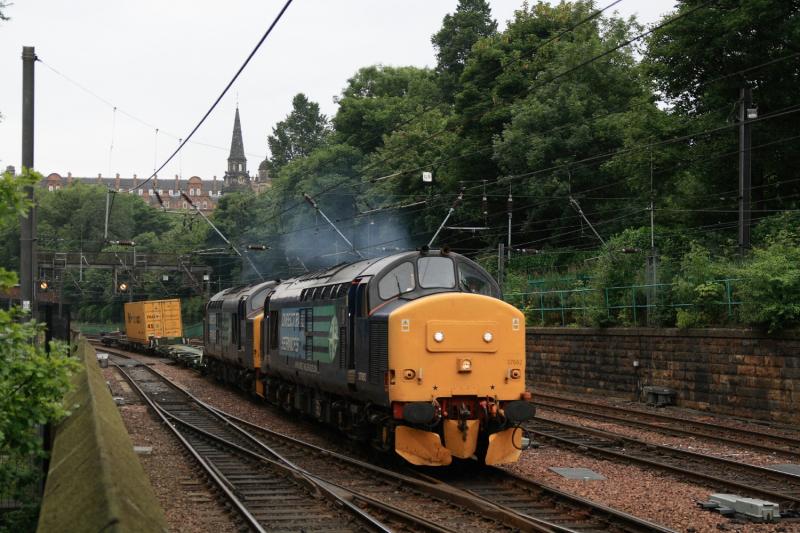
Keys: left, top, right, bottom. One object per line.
{"left": 513, "top": 212, "right": 800, "bottom": 332}
{"left": 0, "top": 169, "right": 79, "bottom": 531}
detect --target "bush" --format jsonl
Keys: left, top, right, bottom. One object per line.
{"left": 737, "top": 232, "right": 800, "bottom": 332}
{"left": 586, "top": 227, "right": 663, "bottom": 326}
{"left": 672, "top": 243, "right": 732, "bottom": 327}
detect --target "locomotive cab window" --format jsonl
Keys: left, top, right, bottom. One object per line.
{"left": 418, "top": 257, "right": 455, "bottom": 289}
{"left": 378, "top": 262, "right": 415, "bottom": 300}
{"left": 458, "top": 262, "right": 496, "bottom": 296}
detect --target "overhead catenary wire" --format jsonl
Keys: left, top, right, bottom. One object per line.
{"left": 202, "top": 122, "right": 800, "bottom": 265}
{"left": 363, "top": 0, "right": 720, "bottom": 188}
{"left": 43, "top": 2, "right": 800, "bottom": 288}
{"left": 362, "top": 51, "right": 795, "bottom": 191}
{"left": 260, "top": 0, "right": 646, "bottom": 221}
{"left": 37, "top": 58, "right": 266, "bottom": 161}
{"left": 220, "top": 1, "right": 735, "bottom": 242}
{"left": 355, "top": 0, "right": 627, "bottom": 177}
{"left": 126, "top": 0, "right": 293, "bottom": 193}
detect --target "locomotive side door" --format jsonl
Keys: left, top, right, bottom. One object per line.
{"left": 347, "top": 278, "right": 370, "bottom": 387}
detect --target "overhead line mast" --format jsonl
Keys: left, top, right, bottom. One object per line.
{"left": 303, "top": 193, "right": 364, "bottom": 259}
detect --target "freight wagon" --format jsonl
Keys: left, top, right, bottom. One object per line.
{"left": 102, "top": 298, "right": 184, "bottom": 352}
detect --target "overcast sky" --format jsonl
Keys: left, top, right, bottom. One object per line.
{"left": 0, "top": 0, "right": 676, "bottom": 182}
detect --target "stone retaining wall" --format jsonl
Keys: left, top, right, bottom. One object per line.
{"left": 37, "top": 338, "right": 167, "bottom": 532}
{"left": 526, "top": 327, "right": 800, "bottom": 424}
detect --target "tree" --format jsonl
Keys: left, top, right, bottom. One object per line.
{"left": 0, "top": 169, "right": 78, "bottom": 531}
{"left": 453, "top": 2, "right": 659, "bottom": 248}
{"left": 431, "top": 0, "right": 497, "bottom": 101}
{"left": 332, "top": 65, "right": 442, "bottom": 154}
{"left": 645, "top": 0, "right": 800, "bottom": 234}
{"left": 267, "top": 93, "right": 331, "bottom": 174}
{"left": 265, "top": 143, "right": 364, "bottom": 270}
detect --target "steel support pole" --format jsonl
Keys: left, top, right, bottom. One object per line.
{"left": 20, "top": 46, "right": 37, "bottom": 315}
{"left": 498, "top": 243, "right": 504, "bottom": 288}
{"left": 738, "top": 87, "right": 752, "bottom": 257}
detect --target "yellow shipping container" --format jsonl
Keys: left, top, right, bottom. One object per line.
{"left": 124, "top": 299, "right": 183, "bottom": 344}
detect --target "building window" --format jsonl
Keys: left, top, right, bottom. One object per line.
{"left": 189, "top": 188, "right": 194, "bottom": 196}
{"left": 138, "top": 189, "right": 143, "bottom": 196}
{"left": 202, "top": 201, "right": 208, "bottom": 209}
{"left": 164, "top": 201, "right": 170, "bottom": 208}
{"left": 182, "top": 202, "right": 187, "bottom": 209}
{"left": 48, "top": 185, "right": 54, "bottom": 191}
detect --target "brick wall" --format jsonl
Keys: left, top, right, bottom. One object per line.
{"left": 526, "top": 327, "right": 800, "bottom": 424}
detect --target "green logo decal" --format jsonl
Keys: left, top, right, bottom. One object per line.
{"left": 328, "top": 314, "right": 339, "bottom": 361}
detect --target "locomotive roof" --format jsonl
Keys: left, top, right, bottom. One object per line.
{"left": 209, "top": 280, "right": 274, "bottom": 302}
{"left": 284, "top": 251, "right": 433, "bottom": 287}
{"left": 268, "top": 250, "right": 465, "bottom": 303}
{"left": 209, "top": 250, "right": 491, "bottom": 308}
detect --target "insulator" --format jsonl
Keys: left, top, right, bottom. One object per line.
{"left": 481, "top": 195, "right": 488, "bottom": 216}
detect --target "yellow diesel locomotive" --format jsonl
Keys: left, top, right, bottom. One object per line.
{"left": 204, "top": 249, "right": 534, "bottom": 466}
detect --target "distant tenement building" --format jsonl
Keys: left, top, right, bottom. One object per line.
{"left": 40, "top": 107, "right": 271, "bottom": 211}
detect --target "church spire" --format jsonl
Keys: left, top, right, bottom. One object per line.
{"left": 227, "top": 107, "right": 246, "bottom": 171}
{"left": 223, "top": 107, "right": 249, "bottom": 192}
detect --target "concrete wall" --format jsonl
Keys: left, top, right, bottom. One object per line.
{"left": 37, "top": 338, "right": 167, "bottom": 533}
{"left": 526, "top": 327, "right": 800, "bottom": 424}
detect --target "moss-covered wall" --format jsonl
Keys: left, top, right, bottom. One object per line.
{"left": 37, "top": 338, "right": 167, "bottom": 533}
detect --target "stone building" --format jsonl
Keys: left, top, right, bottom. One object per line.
{"left": 40, "top": 172, "right": 223, "bottom": 213}
{"left": 39, "top": 108, "right": 271, "bottom": 210}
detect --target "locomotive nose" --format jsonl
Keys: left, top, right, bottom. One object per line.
{"left": 386, "top": 292, "right": 528, "bottom": 466}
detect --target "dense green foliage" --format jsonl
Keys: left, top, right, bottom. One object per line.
{"left": 431, "top": 0, "right": 497, "bottom": 101}
{"left": 0, "top": 170, "right": 80, "bottom": 531}
{"left": 267, "top": 93, "right": 332, "bottom": 174}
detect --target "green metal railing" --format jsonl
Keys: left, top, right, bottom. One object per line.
{"left": 506, "top": 278, "right": 742, "bottom": 326}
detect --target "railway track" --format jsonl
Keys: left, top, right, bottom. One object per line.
{"left": 101, "top": 345, "right": 676, "bottom": 533}
{"left": 422, "top": 465, "right": 673, "bottom": 533}
{"left": 527, "top": 416, "right": 800, "bottom": 513}
{"left": 534, "top": 392, "right": 800, "bottom": 458}
{"left": 221, "top": 404, "right": 674, "bottom": 533}
{"left": 113, "top": 357, "right": 435, "bottom": 532}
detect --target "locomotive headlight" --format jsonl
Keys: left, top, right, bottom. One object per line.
{"left": 458, "top": 358, "right": 472, "bottom": 373}
{"left": 483, "top": 331, "right": 493, "bottom": 343}
{"left": 433, "top": 331, "right": 445, "bottom": 343}
{"left": 510, "top": 368, "right": 522, "bottom": 379}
